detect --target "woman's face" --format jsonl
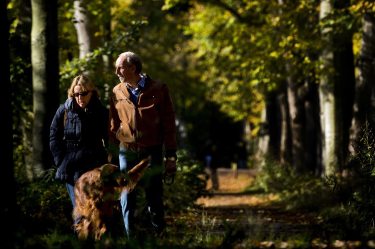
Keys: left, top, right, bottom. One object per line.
{"left": 73, "top": 85, "right": 92, "bottom": 109}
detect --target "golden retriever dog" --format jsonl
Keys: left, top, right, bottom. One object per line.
{"left": 73, "top": 157, "right": 150, "bottom": 240}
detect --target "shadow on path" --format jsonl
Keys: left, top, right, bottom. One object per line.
{"left": 192, "top": 168, "right": 325, "bottom": 246}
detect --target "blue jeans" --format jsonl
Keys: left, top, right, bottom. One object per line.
{"left": 66, "top": 183, "right": 82, "bottom": 225}
{"left": 119, "top": 143, "right": 165, "bottom": 238}
{"left": 66, "top": 183, "right": 75, "bottom": 207}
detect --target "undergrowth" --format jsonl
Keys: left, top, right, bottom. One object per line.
{"left": 14, "top": 149, "right": 212, "bottom": 249}
{"left": 13, "top": 125, "right": 375, "bottom": 248}
{"left": 250, "top": 123, "right": 375, "bottom": 242}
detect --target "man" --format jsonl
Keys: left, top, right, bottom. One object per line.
{"left": 109, "top": 51, "right": 177, "bottom": 238}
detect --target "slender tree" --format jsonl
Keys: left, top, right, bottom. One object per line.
{"left": 319, "top": 0, "right": 338, "bottom": 176}
{"left": 350, "top": 12, "right": 375, "bottom": 154}
{"left": 73, "top": 0, "right": 93, "bottom": 59}
{"left": 333, "top": 0, "right": 356, "bottom": 169}
{"left": 31, "top": 0, "right": 59, "bottom": 177}
{"left": 0, "top": 1, "right": 16, "bottom": 247}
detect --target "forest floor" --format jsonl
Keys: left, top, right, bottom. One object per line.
{"left": 172, "top": 168, "right": 372, "bottom": 249}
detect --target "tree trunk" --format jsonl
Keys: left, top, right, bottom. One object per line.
{"left": 304, "top": 78, "right": 323, "bottom": 175}
{"left": 278, "top": 84, "right": 292, "bottom": 166}
{"left": 31, "top": 0, "right": 59, "bottom": 177}
{"left": 285, "top": 65, "right": 307, "bottom": 173}
{"left": 350, "top": 12, "right": 375, "bottom": 154}
{"left": 319, "top": 0, "right": 338, "bottom": 176}
{"left": 0, "top": 1, "right": 16, "bottom": 246}
{"left": 276, "top": 0, "right": 312, "bottom": 173}
{"left": 74, "top": 0, "right": 93, "bottom": 59}
{"left": 267, "top": 91, "right": 282, "bottom": 162}
{"left": 255, "top": 106, "right": 270, "bottom": 168}
{"left": 333, "top": 0, "right": 355, "bottom": 169}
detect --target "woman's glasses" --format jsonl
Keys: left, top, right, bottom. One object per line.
{"left": 73, "top": 91, "right": 90, "bottom": 97}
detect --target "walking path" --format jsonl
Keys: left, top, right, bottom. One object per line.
{"left": 192, "top": 168, "right": 354, "bottom": 248}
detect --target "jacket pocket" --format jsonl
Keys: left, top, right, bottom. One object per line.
{"left": 116, "top": 124, "right": 136, "bottom": 143}
{"left": 55, "top": 152, "right": 75, "bottom": 183}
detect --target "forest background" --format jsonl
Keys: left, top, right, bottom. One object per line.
{"left": 1, "top": 0, "right": 375, "bottom": 248}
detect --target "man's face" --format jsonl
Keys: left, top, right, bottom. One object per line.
{"left": 115, "top": 56, "right": 134, "bottom": 83}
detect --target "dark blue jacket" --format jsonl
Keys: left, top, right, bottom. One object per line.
{"left": 50, "top": 97, "right": 108, "bottom": 183}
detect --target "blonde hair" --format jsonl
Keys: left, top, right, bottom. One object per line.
{"left": 67, "top": 74, "right": 99, "bottom": 98}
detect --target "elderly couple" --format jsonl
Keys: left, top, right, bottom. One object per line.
{"left": 49, "top": 51, "right": 177, "bottom": 240}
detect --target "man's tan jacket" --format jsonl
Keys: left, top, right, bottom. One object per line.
{"left": 109, "top": 75, "right": 177, "bottom": 156}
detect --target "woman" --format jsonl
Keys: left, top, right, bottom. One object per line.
{"left": 49, "top": 74, "right": 108, "bottom": 210}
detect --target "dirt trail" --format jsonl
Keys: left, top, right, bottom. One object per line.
{"left": 193, "top": 168, "right": 321, "bottom": 246}
{"left": 197, "top": 168, "right": 275, "bottom": 207}
{"left": 168, "top": 169, "right": 372, "bottom": 248}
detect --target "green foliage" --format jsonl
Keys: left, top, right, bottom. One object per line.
{"left": 321, "top": 123, "right": 375, "bottom": 239}
{"left": 9, "top": 0, "right": 375, "bottom": 245}
{"left": 183, "top": 2, "right": 267, "bottom": 122}
{"left": 252, "top": 124, "right": 375, "bottom": 240}
{"left": 164, "top": 149, "right": 209, "bottom": 214}
{"left": 8, "top": 0, "right": 34, "bottom": 177}
{"left": 252, "top": 160, "right": 331, "bottom": 211}
{"left": 15, "top": 172, "right": 73, "bottom": 242}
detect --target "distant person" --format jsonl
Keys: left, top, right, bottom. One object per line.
{"left": 205, "top": 153, "right": 212, "bottom": 168}
{"left": 49, "top": 74, "right": 109, "bottom": 228}
{"left": 109, "top": 51, "right": 178, "bottom": 238}
{"left": 236, "top": 141, "right": 247, "bottom": 169}
{"left": 204, "top": 146, "right": 219, "bottom": 191}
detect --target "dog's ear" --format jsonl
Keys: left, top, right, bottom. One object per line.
{"left": 100, "top": 164, "right": 119, "bottom": 183}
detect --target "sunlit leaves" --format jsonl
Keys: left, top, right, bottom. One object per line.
{"left": 183, "top": 2, "right": 265, "bottom": 122}
{"left": 350, "top": 0, "right": 375, "bottom": 14}
{"left": 162, "top": 0, "right": 183, "bottom": 11}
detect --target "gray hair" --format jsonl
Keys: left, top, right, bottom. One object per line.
{"left": 118, "top": 51, "right": 143, "bottom": 74}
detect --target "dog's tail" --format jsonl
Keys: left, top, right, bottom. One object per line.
{"left": 121, "top": 156, "right": 151, "bottom": 191}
